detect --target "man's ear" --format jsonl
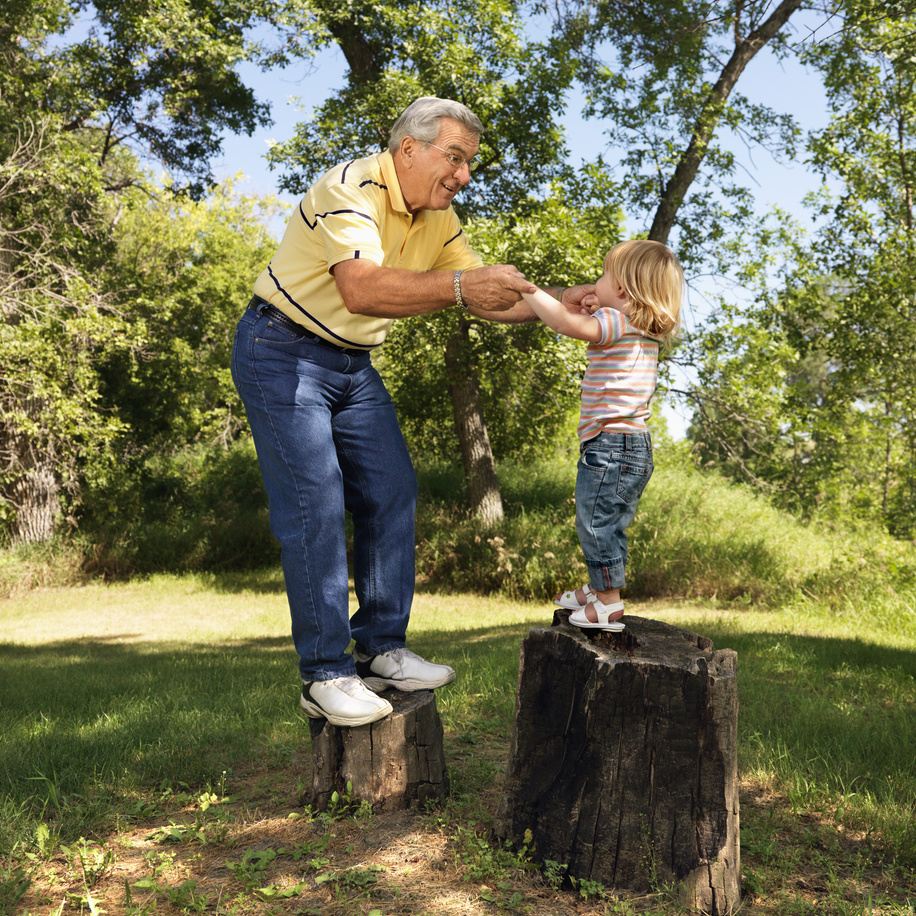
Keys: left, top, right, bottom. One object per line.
{"left": 399, "top": 136, "right": 417, "bottom": 163}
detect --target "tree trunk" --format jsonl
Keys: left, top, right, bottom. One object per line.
{"left": 444, "top": 319, "right": 504, "bottom": 525}
{"left": 10, "top": 467, "right": 58, "bottom": 544}
{"left": 1, "top": 411, "right": 59, "bottom": 544}
{"left": 495, "top": 613, "right": 740, "bottom": 915}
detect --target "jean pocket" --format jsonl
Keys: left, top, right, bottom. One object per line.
{"left": 580, "top": 447, "right": 610, "bottom": 472}
{"left": 616, "top": 462, "right": 653, "bottom": 502}
{"left": 256, "top": 317, "right": 307, "bottom": 346}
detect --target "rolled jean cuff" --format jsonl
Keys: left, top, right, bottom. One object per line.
{"left": 587, "top": 558, "right": 626, "bottom": 591}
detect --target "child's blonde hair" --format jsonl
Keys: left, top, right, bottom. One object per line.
{"left": 603, "top": 240, "right": 683, "bottom": 348}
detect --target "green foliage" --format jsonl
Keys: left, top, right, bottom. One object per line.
{"left": 0, "top": 111, "right": 134, "bottom": 542}
{"left": 0, "top": 0, "right": 287, "bottom": 543}
{"left": 797, "top": 6, "right": 916, "bottom": 535}
{"left": 23, "top": 0, "right": 274, "bottom": 195}
{"left": 16, "top": 434, "right": 916, "bottom": 617}
{"left": 78, "top": 438, "right": 275, "bottom": 576}
{"left": 61, "top": 837, "right": 115, "bottom": 890}
{"left": 561, "top": 0, "right": 803, "bottom": 262}
{"left": 226, "top": 847, "right": 279, "bottom": 890}
{"left": 265, "top": 0, "right": 576, "bottom": 218}
{"left": 96, "top": 178, "right": 285, "bottom": 454}
{"left": 412, "top": 444, "right": 916, "bottom": 609}
{"left": 688, "top": 3, "right": 916, "bottom": 535}
{"left": 0, "top": 851, "right": 30, "bottom": 915}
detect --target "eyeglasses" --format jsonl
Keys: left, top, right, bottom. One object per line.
{"left": 426, "top": 142, "right": 479, "bottom": 172}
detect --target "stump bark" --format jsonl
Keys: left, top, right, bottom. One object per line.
{"left": 494, "top": 613, "right": 740, "bottom": 916}
{"left": 308, "top": 688, "right": 449, "bottom": 812}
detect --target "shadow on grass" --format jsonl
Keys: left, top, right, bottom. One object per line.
{"left": 2, "top": 620, "right": 915, "bottom": 847}
{"left": 0, "top": 620, "right": 535, "bottom": 843}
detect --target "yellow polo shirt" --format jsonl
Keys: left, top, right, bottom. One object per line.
{"left": 252, "top": 150, "right": 483, "bottom": 349}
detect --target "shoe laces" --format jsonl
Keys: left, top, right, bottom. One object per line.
{"left": 324, "top": 675, "right": 371, "bottom": 697}
{"left": 384, "top": 647, "right": 421, "bottom": 664}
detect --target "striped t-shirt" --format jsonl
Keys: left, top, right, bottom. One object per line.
{"left": 577, "top": 307, "right": 660, "bottom": 442}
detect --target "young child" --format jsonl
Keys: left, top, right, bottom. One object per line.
{"left": 522, "top": 240, "right": 683, "bottom": 631}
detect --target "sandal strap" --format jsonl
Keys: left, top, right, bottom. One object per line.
{"left": 586, "top": 597, "right": 624, "bottom": 623}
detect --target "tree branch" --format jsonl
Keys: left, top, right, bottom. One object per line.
{"left": 648, "top": 0, "right": 805, "bottom": 245}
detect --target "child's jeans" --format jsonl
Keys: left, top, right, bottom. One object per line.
{"left": 575, "top": 431, "right": 653, "bottom": 591}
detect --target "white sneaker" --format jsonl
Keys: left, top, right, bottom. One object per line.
{"left": 300, "top": 676, "right": 393, "bottom": 727}
{"left": 354, "top": 647, "right": 456, "bottom": 692}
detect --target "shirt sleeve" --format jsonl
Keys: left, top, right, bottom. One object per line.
{"left": 309, "top": 175, "right": 387, "bottom": 270}
{"left": 592, "top": 307, "right": 630, "bottom": 346}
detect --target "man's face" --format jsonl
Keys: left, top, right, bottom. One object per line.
{"left": 400, "top": 117, "right": 479, "bottom": 213}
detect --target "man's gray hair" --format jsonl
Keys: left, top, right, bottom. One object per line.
{"left": 388, "top": 97, "right": 483, "bottom": 153}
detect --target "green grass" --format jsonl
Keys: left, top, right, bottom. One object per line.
{"left": 675, "top": 608, "right": 916, "bottom": 868}
{"left": 1, "top": 576, "right": 916, "bottom": 914}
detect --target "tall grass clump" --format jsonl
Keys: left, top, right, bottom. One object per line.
{"left": 0, "top": 539, "right": 89, "bottom": 599}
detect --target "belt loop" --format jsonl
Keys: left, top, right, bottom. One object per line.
{"left": 248, "top": 294, "right": 269, "bottom": 316}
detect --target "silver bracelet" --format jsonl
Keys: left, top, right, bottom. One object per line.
{"left": 454, "top": 270, "right": 467, "bottom": 310}
{"left": 555, "top": 286, "right": 567, "bottom": 302}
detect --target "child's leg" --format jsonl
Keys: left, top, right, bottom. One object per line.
{"left": 574, "top": 432, "right": 653, "bottom": 624}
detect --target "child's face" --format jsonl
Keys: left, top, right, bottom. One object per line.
{"left": 594, "top": 270, "right": 630, "bottom": 314}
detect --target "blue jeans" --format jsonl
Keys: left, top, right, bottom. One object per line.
{"left": 574, "top": 431, "right": 653, "bottom": 591}
{"left": 231, "top": 301, "right": 418, "bottom": 682}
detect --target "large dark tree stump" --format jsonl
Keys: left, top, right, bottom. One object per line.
{"left": 494, "top": 613, "right": 739, "bottom": 916}
{"left": 308, "top": 689, "right": 449, "bottom": 812}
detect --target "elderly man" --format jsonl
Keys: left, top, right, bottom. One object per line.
{"left": 232, "top": 97, "right": 593, "bottom": 727}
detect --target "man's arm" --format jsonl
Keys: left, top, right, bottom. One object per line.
{"left": 333, "top": 260, "right": 536, "bottom": 317}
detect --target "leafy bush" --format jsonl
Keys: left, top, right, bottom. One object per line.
{"left": 78, "top": 439, "right": 275, "bottom": 576}
{"left": 414, "top": 445, "right": 916, "bottom": 610}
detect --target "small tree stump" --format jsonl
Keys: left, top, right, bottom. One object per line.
{"left": 308, "top": 688, "right": 449, "bottom": 812}
{"left": 494, "top": 613, "right": 739, "bottom": 916}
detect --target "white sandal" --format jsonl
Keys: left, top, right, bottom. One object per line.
{"left": 554, "top": 585, "right": 596, "bottom": 610}
{"left": 569, "top": 598, "right": 625, "bottom": 631}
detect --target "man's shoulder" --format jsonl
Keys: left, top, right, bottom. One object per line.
{"left": 315, "top": 152, "right": 389, "bottom": 193}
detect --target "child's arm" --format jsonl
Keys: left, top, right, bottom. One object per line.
{"left": 522, "top": 288, "right": 603, "bottom": 343}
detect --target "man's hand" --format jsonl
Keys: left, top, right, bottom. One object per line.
{"left": 560, "top": 284, "right": 598, "bottom": 315}
{"left": 461, "top": 265, "right": 537, "bottom": 312}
